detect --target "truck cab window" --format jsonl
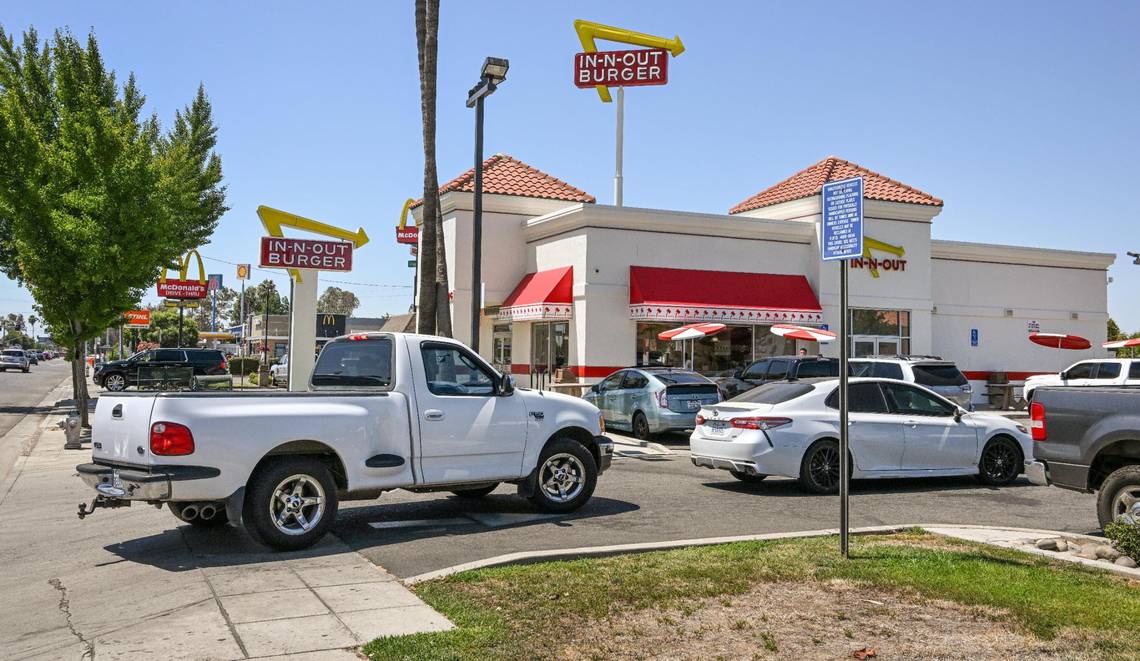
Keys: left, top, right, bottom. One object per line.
{"left": 312, "top": 338, "right": 393, "bottom": 387}
{"left": 422, "top": 345, "right": 495, "bottom": 396}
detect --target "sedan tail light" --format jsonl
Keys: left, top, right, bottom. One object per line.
{"left": 151, "top": 422, "right": 195, "bottom": 456}
{"left": 731, "top": 417, "right": 793, "bottom": 431}
{"left": 695, "top": 414, "right": 705, "bottom": 425}
{"left": 1029, "top": 402, "right": 1046, "bottom": 441}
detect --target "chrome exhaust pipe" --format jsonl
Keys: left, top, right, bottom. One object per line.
{"left": 199, "top": 504, "right": 216, "bottom": 521}
{"left": 181, "top": 504, "right": 199, "bottom": 520}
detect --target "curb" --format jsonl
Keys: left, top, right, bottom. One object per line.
{"left": 402, "top": 522, "right": 1115, "bottom": 585}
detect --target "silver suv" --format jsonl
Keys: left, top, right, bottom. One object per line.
{"left": 850, "top": 356, "right": 973, "bottom": 409}
{"left": 1, "top": 348, "right": 31, "bottom": 373}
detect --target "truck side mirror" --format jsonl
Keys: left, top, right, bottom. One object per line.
{"left": 498, "top": 374, "right": 516, "bottom": 396}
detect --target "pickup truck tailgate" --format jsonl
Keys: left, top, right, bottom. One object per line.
{"left": 92, "top": 395, "right": 157, "bottom": 465}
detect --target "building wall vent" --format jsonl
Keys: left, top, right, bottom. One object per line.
{"left": 1071, "top": 312, "right": 1079, "bottom": 320}
{"left": 1004, "top": 309, "right": 1014, "bottom": 317}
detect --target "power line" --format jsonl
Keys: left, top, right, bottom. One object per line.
{"left": 200, "top": 254, "right": 412, "bottom": 289}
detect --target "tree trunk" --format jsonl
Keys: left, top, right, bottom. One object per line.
{"left": 414, "top": 0, "right": 443, "bottom": 336}
{"left": 71, "top": 331, "right": 91, "bottom": 428}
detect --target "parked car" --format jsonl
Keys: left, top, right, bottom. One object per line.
{"left": 690, "top": 377, "right": 1031, "bottom": 493}
{"left": 269, "top": 354, "right": 289, "bottom": 386}
{"left": 1, "top": 349, "right": 30, "bottom": 373}
{"left": 1023, "top": 359, "right": 1140, "bottom": 402}
{"left": 711, "top": 356, "right": 841, "bottom": 399}
{"left": 94, "top": 348, "right": 228, "bottom": 391}
{"left": 24, "top": 350, "right": 38, "bottom": 366}
{"left": 1026, "top": 386, "right": 1140, "bottom": 528}
{"left": 850, "top": 356, "right": 973, "bottom": 409}
{"left": 583, "top": 367, "right": 721, "bottom": 439}
{"left": 76, "top": 332, "right": 614, "bottom": 550}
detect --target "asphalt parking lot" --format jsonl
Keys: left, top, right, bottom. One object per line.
{"left": 334, "top": 435, "right": 1101, "bottom": 579}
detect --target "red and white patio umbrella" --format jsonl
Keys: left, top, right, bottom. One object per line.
{"left": 1029, "top": 332, "right": 1091, "bottom": 350}
{"left": 770, "top": 323, "right": 837, "bottom": 344}
{"left": 657, "top": 323, "right": 726, "bottom": 368}
{"left": 1104, "top": 338, "right": 1140, "bottom": 350}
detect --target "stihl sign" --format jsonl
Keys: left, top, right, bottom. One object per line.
{"left": 260, "top": 237, "right": 353, "bottom": 271}
{"left": 123, "top": 310, "right": 151, "bottom": 328}
{"left": 574, "top": 48, "right": 668, "bottom": 88}
{"left": 157, "top": 279, "right": 208, "bottom": 299}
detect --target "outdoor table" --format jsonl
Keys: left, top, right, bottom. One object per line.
{"left": 546, "top": 382, "right": 591, "bottom": 398}
{"left": 985, "top": 383, "right": 1026, "bottom": 410}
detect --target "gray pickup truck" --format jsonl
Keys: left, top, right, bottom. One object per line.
{"left": 1027, "top": 386, "right": 1140, "bottom": 527}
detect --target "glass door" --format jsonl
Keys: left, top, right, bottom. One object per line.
{"left": 530, "top": 321, "right": 569, "bottom": 390}
{"left": 852, "top": 336, "right": 900, "bottom": 358}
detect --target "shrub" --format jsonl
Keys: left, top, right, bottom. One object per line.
{"left": 1105, "top": 519, "right": 1140, "bottom": 561}
{"left": 228, "top": 357, "right": 260, "bottom": 376}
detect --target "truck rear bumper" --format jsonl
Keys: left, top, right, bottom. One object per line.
{"left": 595, "top": 436, "right": 614, "bottom": 474}
{"left": 76, "top": 462, "right": 220, "bottom": 501}
{"left": 1026, "top": 460, "right": 1048, "bottom": 486}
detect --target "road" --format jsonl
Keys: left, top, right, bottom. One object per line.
{"left": 334, "top": 437, "right": 1101, "bottom": 578}
{"left": 0, "top": 359, "right": 71, "bottom": 485}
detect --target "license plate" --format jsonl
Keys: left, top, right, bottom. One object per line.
{"left": 685, "top": 400, "right": 700, "bottom": 410}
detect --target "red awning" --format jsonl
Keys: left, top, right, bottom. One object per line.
{"left": 629, "top": 266, "right": 823, "bottom": 324}
{"left": 498, "top": 266, "right": 573, "bottom": 321}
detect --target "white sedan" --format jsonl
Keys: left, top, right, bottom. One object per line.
{"left": 690, "top": 377, "right": 1032, "bottom": 493}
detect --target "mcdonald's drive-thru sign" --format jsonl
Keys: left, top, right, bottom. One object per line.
{"left": 316, "top": 313, "right": 346, "bottom": 338}
{"left": 157, "top": 249, "right": 209, "bottom": 299}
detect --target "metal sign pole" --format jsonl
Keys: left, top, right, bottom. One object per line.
{"left": 177, "top": 302, "right": 184, "bottom": 347}
{"left": 839, "top": 259, "right": 850, "bottom": 558}
{"left": 614, "top": 85, "right": 624, "bottom": 207}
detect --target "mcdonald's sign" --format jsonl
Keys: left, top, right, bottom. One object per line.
{"left": 156, "top": 249, "right": 209, "bottom": 299}
{"left": 315, "top": 313, "right": 346, "bottom": 338}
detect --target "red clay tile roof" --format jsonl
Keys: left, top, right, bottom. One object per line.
{"left": 412, "top": 154, "right": 594, "bottom": 208}
{"left": 729, "top": 156, "right": 943, "bottom": 214}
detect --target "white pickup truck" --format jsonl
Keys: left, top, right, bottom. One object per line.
{"left": 1023, "top": 358, "right": 1140, "bottom": 402}
{"left": 77, "top": 332, "right": 613, "bottom": 550}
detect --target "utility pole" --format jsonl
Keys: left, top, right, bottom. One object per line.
{"left": 177, "top": 301, "right": 185, "bottom": 347}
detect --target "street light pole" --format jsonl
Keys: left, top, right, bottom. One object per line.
{"left": 466, "top": 57, "right": 509, "bottom": 354}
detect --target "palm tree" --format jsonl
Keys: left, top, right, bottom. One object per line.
{"left": 28, "top": 315, "right": 37, "bottom": 346}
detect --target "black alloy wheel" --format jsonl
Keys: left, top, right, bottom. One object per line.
{"left": 978, "top": 436, "right": 1022, "bottom": 486}
{"left": 799, "top": 440, "right": 842, "bottom": 494}
{"left": 632, "top": 412, "right": 652, "bottom": 440}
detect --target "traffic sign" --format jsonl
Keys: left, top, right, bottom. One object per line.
{"left": 575, "top": 48, "right": 668, "bottom": 88}
{"left": 260, "top": 236, "right": 353, "bottom": 271}
{"left": 123, "top": 310, "right": 151, "bottom": 328}
{"left": 407, "top": 260, "right": 417, "bottom": 268}
{"left": 208, "top": 273, "right": 223, "bottom": 291}
{"left": 821, "top": 177, "right": 864, "bottom": 261}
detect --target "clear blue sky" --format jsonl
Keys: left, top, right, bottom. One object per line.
{"left": 3, "top": 1, "right": 1139, "bottom": 330}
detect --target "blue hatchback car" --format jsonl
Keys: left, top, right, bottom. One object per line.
{"left": 583, "top": 367, "right": 721, "bottom": 439}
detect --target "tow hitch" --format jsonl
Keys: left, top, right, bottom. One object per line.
{"left": 77, "top": 494, "right": 131, "bottom": 519}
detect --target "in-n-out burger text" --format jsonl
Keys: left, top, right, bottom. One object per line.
{"left": 850, "top": 257, "right": 907, "bottom": 272}
{"left": 156, "top": 279, "right": 208, "bottom": 299}
{"left": 574, "top": 48, "right": 668, "bottom": 88}
{"left": 260, "top": 236, "right": 353, "bottom": 272}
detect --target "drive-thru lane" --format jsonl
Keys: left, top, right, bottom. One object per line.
{"left": 334, "top": 443, "right": 1099, "bottom": 579}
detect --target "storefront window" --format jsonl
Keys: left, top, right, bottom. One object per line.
{"left": 850, "top": 308, "right": 911, "bottom": 357}
{"left": 492, "top": 323, "right": 511, "bottom": 373}
{"left": 635, "top": 323, "right": 795, "bottom": 375}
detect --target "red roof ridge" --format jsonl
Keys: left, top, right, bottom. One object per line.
{"left": 411, "top": 154, "right": 594, "bottom": 208}
{"left": 729, "top": 156, "right": 943, "bottom": 214}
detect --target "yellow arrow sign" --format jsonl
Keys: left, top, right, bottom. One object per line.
{"left": 574, "top": 19, "right": 684, "bottom": 102}
{"left": 257, "top": 205, "right": 368, "bottom": 282}
{"left": 861, "top": 237, "right": 906, "bottom": 279}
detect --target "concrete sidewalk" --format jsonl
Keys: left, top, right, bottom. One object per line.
{"left": 0, "top": 383, "right": 450, "bottom": 661}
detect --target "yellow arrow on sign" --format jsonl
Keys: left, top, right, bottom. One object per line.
{"left": 862, "top": 237, "right": 906, "bottom": 279}
{"left": 257, "top": 205, "right": 369, "bottom": 282}
{"left": 574, "top": 19, "right": 685, "bottom": 102}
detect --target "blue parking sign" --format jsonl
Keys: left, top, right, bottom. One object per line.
{"left": 970, "top": 328, "right": 979, "bottom": 347}
{"left": 821, "top": 177, "right": 864, "bottom": 261}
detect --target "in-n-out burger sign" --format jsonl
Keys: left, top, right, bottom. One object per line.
{"left": 574, "top": 48, "right": 668, "bottom": 88}
{"left": 849, "top": 237, "right": 907, "bottom": 277}
{"left": 260, "top": 236, "right": 353, "bottom": 271}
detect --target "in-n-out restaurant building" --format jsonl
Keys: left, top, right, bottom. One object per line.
{"left": 411, "top": 155, "right": 1114, "bottom": 405}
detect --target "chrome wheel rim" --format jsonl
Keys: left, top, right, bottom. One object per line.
{"left": 269, "top": 474, "right": 325, "bottom": 536}
{"left": 540, "top": 453, "right": 585, "bottom": 503}
{"left": 809, "top": 445, "right": 840, "bottom": 489}
{"left": 1111, "top": 485, "right": 1140, "bottom": 522}
{"left": 105, "top": 374, "right": 125, "bottom": 391}
{"left": 981, "top": 441, "right": 1018, "bottom": 482}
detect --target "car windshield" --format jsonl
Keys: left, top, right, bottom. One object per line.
{"left": 311, "top": 338, "right": 392, "bottom": 387}
{"left": 650, "top": 370, "right": 710, "bottom": 385}
{"left": 912, "top": 363, "right": 967, "bottom": 386}
{"left": 4, "top": 350, "right": 25, "bottom": 357}
{"left": 730, "top": 381, "right": 814, "bottom": 404}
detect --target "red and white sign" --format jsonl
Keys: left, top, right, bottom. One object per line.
{"left": 123, "top": 309, "right": 151, "bottom": 328}
{"left": 574, "top": 48, "right": 668, "bottom": 88}
{"left": 157, "top": 279, "right": 208, "bottom": 299}
{"left": 260, "top": 236, "right": 353, "bottom": 271}
{"left": 396, "top": 226, "right": 419, "bottom": 245}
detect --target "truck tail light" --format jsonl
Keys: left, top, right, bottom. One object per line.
{"left": 347, "top": 333, "right": 370, "bottom": 341}
{"left": 151, "top": 422, "right": 194, "bottom": 455}
{"left": 732, "top": 417, "right": 793, "bottom": 431}
{"left": 1029, "top": 402, "right": 1046, "bottom": 441}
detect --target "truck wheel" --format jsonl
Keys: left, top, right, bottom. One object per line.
{"left": 977, "top": 436, "right": 1022, "bottom": 486}
{"left": 451, "top": 483, "right": 499, "bottom": 498}
{"left": 1097, "top": 465, "right": 1140, "bottom": 529}
{"left": 243, "top": 457, "right": 339, "bottom": 551}
{"left": 170, "top": 502, "right": 229, "bottom": 527}
{"left": 530, "top": 438, "right": 597, "bottom": 514}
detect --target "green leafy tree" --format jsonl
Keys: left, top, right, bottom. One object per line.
{"left": 2, "top": 312, "right": 25, "bottom": 333}
{"left": 0, "top": 28, "right": 227, "bottom": 423}
{"left": 194, "top": 285, "right": 236, "bottom": 331}
{"left": 2, "top": 331, "right": 32, "bottom": 348}
{"left": 229, "top": 279, "right": 289, "bottom": 327}
{"left": 140, "top": 307, "right": 198, "bottom": 348}
{"left": 1108, "top": 318, "right": 1123, "bottom": 341}
{"left": 317, "top": 286, "right": 360, "bottom": 316}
